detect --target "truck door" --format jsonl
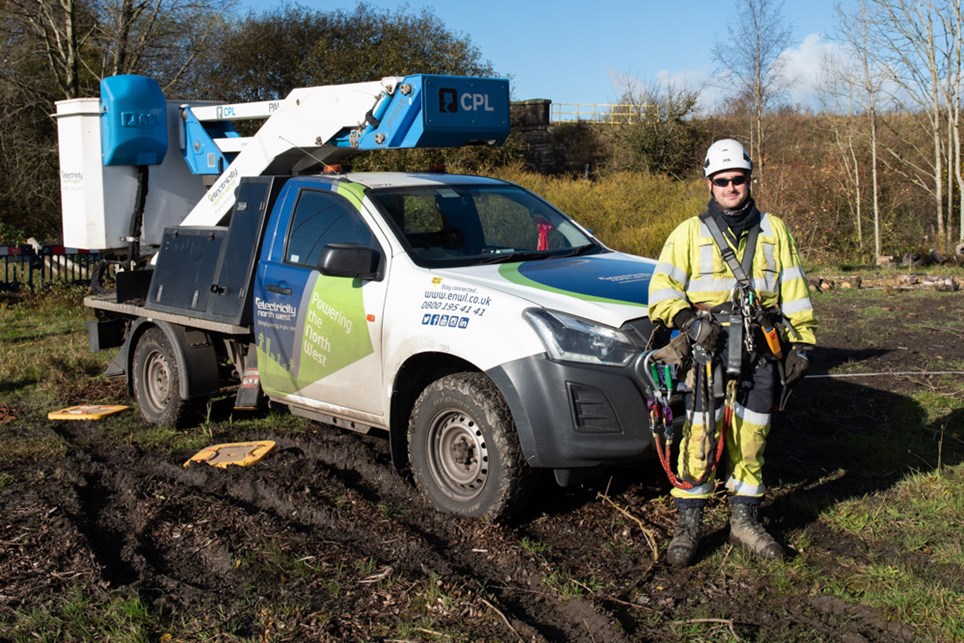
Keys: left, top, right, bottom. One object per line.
{"left": 254, "top": 184, "right": 387, "bottom": 420}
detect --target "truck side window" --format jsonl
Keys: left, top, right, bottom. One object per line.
{"left": 286, "top": 190, "right": 376, "bottom": 267}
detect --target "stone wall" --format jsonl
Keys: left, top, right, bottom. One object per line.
{"left": 510, "top": 100, "right": 610, "bottom": 176}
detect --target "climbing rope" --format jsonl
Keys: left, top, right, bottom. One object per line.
{"left": 644, "top": 349, "right": 729, "bottom": 491}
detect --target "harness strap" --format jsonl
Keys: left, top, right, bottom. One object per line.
{"left": 699, "top": 210, "right": 760, "bottom": 290}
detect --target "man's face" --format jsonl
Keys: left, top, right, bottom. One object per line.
{"left": 708, "top": 171, "right": 750, "bottom": 210}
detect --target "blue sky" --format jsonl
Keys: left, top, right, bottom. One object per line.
{"left": 242, "top": 1, "right": 845, "bottom": 111}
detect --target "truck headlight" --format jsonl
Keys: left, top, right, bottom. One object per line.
{"left": 524, "top": 308, "right": 636, "bottom": 367}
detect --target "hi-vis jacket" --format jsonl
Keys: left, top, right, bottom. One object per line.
{"left": 648, "top": 212, "right": 817, "bottom": 346}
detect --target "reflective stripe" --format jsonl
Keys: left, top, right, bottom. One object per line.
{"left": 733, "top": 401, "right": 771, "bottom": 426}
{"left": 762, "top": 242, "right": 775, "bottom": 274}
{"left": 726, "top": 477, "right": 765, "bottom": 497}
{"left": 753, "top": 275, "right": 777, "bottom": 294}
{"left": 655, "top": 261, "right": 689, "bottom": 285}
{"left": 674, "top": 481, "right": 715, "bottom": 498}
{"left": 781, "top": 296, "right": 814, "bottom": 315}
{"left": 689, "top": 276, "right": 737, "bottom": 293}
{"left": 699, "top": 243, "right": 715, "bottom": 275}
{"left": 759, "top": 214, "right": 774, "bottom": 235}
{"left": 649, "top": 287, "right": 686, "bottom": 305}
{"left": 782, "top": 265, "right": 805, "bottom": 281}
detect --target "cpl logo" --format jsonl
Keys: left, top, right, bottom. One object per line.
{"left": 120, "top": 111, "right": 159, "bottom": 128}
{"left": 438, "top": 88, "right": 496, "bottom": 113}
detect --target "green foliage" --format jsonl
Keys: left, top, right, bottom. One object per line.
{"left": 202, "top": 4, "right": 493, "bottom": 102}
{"left": 0, "top": 220, "right": 28, "bottom": 245}
{"left": 607, "top": 83, "right": 707, "bottom": 178}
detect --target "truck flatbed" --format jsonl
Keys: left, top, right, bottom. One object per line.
{"left": 85, "top": 294, "right": 250, "bottom": 336}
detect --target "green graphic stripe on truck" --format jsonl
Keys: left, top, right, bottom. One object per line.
{"left": 256, "top": 273, "right": 374, "bottom": 395}
{"left": 336, "top": 181, "right": 368, "bottom": 208}
{"left": 497, "top": 260, "right": 650, "bottom": 306}
{"left": 296, "top": 274, "right": 373, "bottom": 384}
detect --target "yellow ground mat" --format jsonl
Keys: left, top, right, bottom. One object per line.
{"left": 184, "top": 440, "right": 277, "bottom": 469}
{"left": 48, "top": 405, "right": 129, "bottom": 420}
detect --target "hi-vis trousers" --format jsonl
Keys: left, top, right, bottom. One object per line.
{"left": 670, "top": 351, "right": 776, "bottom": 501}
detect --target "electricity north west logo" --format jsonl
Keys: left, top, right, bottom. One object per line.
{"left": 439, "top": 88, "right": 458, "bottom": 113}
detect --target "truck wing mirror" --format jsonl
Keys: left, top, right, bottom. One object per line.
{"left": 317, "top": 243, "right": 380, "bottom": 280}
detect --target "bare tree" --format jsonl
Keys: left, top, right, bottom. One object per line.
{"left": 0, "top": 0, "right": 97, "bottom": 99}
{"left": 947, "top": 0, "right": 964, "bottom": 242}
{"left": 0, "top": 0, "right": 232, "bottom": 237}
{"left": 94, "top": 0, "right": 232, "bottom": 94}
{"left": 825, "top": 0, "right": 885, "bottom": 259}
{"left": 713, "top": 0, "right": 793, "bottom": 183}
{"left": 0, "top": 0, "right": 230, "bottom": 100}
{"left": 864, "top": 0, "right": 963, "bottom": 246}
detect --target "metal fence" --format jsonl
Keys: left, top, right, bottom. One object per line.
{"left": 549, "top": 103, "right": 641, "bottom": 124}
{"left": 0, "top": 245, "right": 101, "bottom": 292}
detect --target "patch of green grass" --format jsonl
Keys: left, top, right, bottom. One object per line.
{"left": 4, "top": 585, "right": 159, "bottom": 642}
{"left": 122, "top": 424, "right": 213, "bottom": 455}
{"left": 0, "top": 434, "right": 68, "bottom": 463}
{"left": 519, "top": 535, "right": 549, "bottom": 556}
{"left": 824, "top": 467, "right": 964, "bottom": 566}
{"left": 809, "top": 465, "right": 964, "bottom": 640}
{"left": 824, "top": 563, "right": 963, "bottom": 641}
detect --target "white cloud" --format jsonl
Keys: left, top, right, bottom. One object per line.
{"left": 608, "top": 68, "right": 722, "bottom": 115}
{"left": 607, "top": 33, "right": 844, "bottom": 115}
{"left": 778, "top": 32, "right": 839, "bottom": 109}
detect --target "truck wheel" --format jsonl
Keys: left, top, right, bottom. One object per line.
{"left": 408, "top": 372, "right": 528, "bottom": 521}
{"left": 131, "top": 328, "right": 195, "bottom": 427}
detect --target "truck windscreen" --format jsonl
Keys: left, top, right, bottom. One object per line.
{"left": 368, "top": 184, "right": 601, "bottom": 267}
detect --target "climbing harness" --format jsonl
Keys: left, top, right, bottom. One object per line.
{"left": 701, "top": 211, "right": 804, "bottom": 410}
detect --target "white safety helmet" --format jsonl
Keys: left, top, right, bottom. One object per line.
{"left": 703, "top": 138, "right": 753, "bottom": 177}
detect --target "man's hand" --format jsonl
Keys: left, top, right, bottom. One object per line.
{"left": 784, "top": 345, "right": 811, "bottom": 385}
{"left": 674, "top": 309, "right": 723, "bottom": 352}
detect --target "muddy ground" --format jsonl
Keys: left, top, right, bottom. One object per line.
{"left": 1, "top": 282, "right": 962, "bottom": 641}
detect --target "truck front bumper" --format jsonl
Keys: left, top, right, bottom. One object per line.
{"left": 486, "top": 352, "right": 657, "bottom": 472}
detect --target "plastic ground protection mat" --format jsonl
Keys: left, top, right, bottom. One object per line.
{"left": 47, "top": 405, "right": 129, "bottom": 420}
{"left": 184, "top": 441, "right": 277, "bottom": 469}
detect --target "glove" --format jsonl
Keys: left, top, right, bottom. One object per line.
{"left": 674, "top": 308, "right": 722, "bottom": 352}
{"left": 784, "top": 344, "right": 811, "bottom": 385}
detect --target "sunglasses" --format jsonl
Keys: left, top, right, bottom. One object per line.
{"left": 711, "top": 175, "right": 749, "bottom": 187}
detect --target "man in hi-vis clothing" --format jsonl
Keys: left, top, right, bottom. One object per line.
{"left": 648, "top": 138, "right": 816, "bottom": 567}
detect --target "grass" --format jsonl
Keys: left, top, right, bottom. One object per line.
{"left": 7, "top": 586, "right": 158, "bottom": 643}
{"left": 2, "top": 275, "right": 962, "bottom": 640}
{"left": 824, "top": 468, "right": 964, "bottom": 566}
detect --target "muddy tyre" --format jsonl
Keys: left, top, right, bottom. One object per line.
{"left": 408, "top": 372, "right": 528, "bottom": 521}
{"left": 131, "top": 328, "right": 197, "bottom": 427}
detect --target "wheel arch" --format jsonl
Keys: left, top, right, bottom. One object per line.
{"left": 125, "top": 319, "right": 221, "bottom": 400}
{"left": 388, "top": 352, "right": 478, "bottom": 472}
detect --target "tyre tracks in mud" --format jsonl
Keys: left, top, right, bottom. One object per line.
{"left": 44, "top": 421, "right": 634, "bottom": 641}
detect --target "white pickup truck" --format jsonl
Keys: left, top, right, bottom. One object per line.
{"left": 60, "top": 74, "right": 667, "bottom": 520}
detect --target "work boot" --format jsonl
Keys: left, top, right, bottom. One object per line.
{"left": 729, "top": 501, "right": 785, "bottom": 560}
{"left": 666, "top": 501, "right": 705, "bottom": 567}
